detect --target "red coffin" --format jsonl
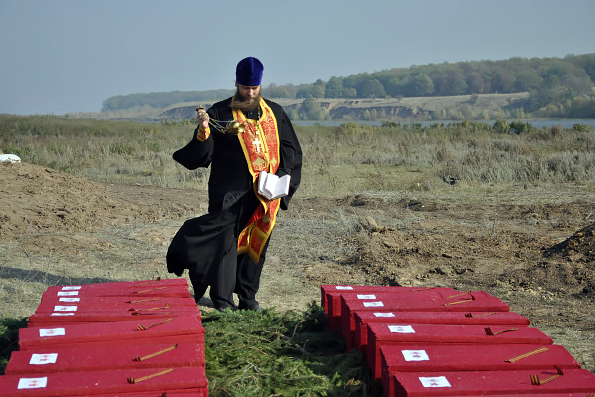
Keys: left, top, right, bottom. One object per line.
{"left": 367, "top": 323, "right": 553, "bottom": 380}
{"left": 37, "top": 296, "right": 198, "bottom": 309}
{"left": 327, "top": 287, "right": 461, "bottom": 332}
{"left": 89, "top": 391, "right": 206, "bottom": 397}
{"left": 320, "top": 285, "right": 453, "bottom": 312}
{"left": 5, "top": 342, "right": 205, "bottom": 375}
{"left": 446, "top": 395, "right": 594, "bottom": 397}
{"left": 42, "top": 282, "right": 191, "bottom": 300}
{"left": 354, "top": 311, "right": 530, "bottom": 355}
{"left": 0, "top": 366, "right": 207, "bottom": 397}
{"left": 43, "top": 278, "right": 188, "bottom": 294}
{"left": 19, "top": 316, "right": 204, "bottom": 351}
{"left": 391, "top": 368, "right": 595, "bottom": 396}
{"left": 28, "top": 307, "right": 202, "bottom": 327}
{"left": 380, "top": 343, "right": 581, "bottom": 397}
{"left": 342, "top": 291, "right": 510, "bottom": 348}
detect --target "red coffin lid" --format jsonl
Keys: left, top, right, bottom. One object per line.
{"left": 0, "top": 366, "right": 207, "bottom": 397}
{"left": 320, "top": 285, "right": 453, "bottom": 312}
{"left": 452, "top": 394, "right": 593, "bottom": 397}
{"left": 392, "top": 368, "right": 595, "bottom": 396}
{"left": 380, "top": 343, "right": 581, "bottom": 397}
{"left": 355, "top": 311, "right": 530, "bottom": 327}
{"left": 45, "top": 278, "right": 188, "bottom": 293}
{"left": 342, "top": 290, "right": 510, "bottom": 314}
{"left": 37, "top": 296, "right": 198, "bottom": 308}
{"left": 328, "top": 287, "right": 460, "bottom": 316}
{"left": 367, "top": 323, "right": 553, "bottom": 380}
{"left": 335, "top": 288, "right": 461, "bottom": 327}
{"left": 19, "top": 316, "right": 204, "bottom": 351}
{"left": 28, "top": 308, "right": 201, "bottom": 327}
{"left": 90, "top": 391, "right": 206, "bottom": 397}
{"left": 42, "top": 283, "right": 191, "bottom": 300}
{"left": 381, "top": 343, "right": 579, "bottom": 372}
{"left": 340, "top": 291, "right": 510, "bottom": 347}
{"left": 327, "top": 287, "right": 462, "bottom": 332}
{"left": 5, "top": 342, "right": 205, "bottom": 375}
{"left": 368, "top": 322, "right": 552, "bottom": 344}
{"left": 19, "top": 333, "right": 203, "bottom": 351}
{"left": 354, "top": 311, "right": 530, "bottom": 355}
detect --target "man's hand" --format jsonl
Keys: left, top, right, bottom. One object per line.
{"left": 196, "top": 107, "right": 209, "bottom": 130}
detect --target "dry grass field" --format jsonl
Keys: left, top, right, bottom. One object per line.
{"left": 1, "top": 116, "right": 594, "bottom": 388}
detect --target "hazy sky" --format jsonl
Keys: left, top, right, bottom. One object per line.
{"left": 1, "top": 0, "right": 594, "bottom": 115}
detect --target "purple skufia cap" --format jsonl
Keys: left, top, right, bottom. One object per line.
{"left": 236, "top": 57, "right": 264, "bottom": 86}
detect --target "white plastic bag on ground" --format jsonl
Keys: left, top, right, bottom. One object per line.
{"left": 0, "top": 154, "right": 21, "bottom": 163}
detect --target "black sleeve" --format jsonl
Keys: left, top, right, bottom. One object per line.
{"left": 171, "top": 108, "right": 216, "bottom": 170}
{"left": 277, "top": 111, "right": 302, "bottom": 210}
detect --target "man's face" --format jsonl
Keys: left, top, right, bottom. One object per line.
{"left": 235, "top": 83, "right": 261, "bottom": 101}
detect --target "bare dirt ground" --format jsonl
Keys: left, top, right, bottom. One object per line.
{"left": 1, "top": 162, "right": 594, "bottom": 371}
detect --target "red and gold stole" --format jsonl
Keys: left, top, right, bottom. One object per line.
{"left": 233, "top": 98, "right": 281, "bottom": 263}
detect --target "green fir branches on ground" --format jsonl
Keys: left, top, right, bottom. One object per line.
{"left": 203, "top": 303, "right": 370, "bottom": 397}
{"left": 0, "top": 318, "right": 27, "bottom": 375}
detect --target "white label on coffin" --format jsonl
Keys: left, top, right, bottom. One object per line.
{"left": 18, "top": 377, "right": 48, "bottom": 389}
{"left": 39, "top": 328, "right": 66, "bottom": 337}
{"left": 30, "top": 353, "right": 58, "bottom": 365}
{"left": 402, "top": 349, "right": 429, "bottom": 361}
{"left": 61, "top": 286, "right": 81, "bottom": 290}
{"left": 335, "top": 286, "right": 353, "bottom": 290}
{"left": 51, "top": 313, "right": 75, "bottom": 316}
{"left": 59, "top": 297, "right": 80, "bottom": 302}
{"left": 363, "top": 301, "right": 384, "bottom": 307}
{"left": 357, "top": 294, "right": 376, "bottom": 299}
{"left": 374, "top": 312, "right": 395, "bottom": 317}
{"left": 53, "top": 305, "right": 78, "bottom": 312}
{"left": 388, "top": 325, "right": 416, "bottom": 333}
{"left": 57, "top": 291, "right": 79, "bottom": 296}
{"left": 419, "top": 376, "right": 451, "bottom": 388}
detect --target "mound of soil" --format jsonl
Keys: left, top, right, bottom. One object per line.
{"left": 545, "top": 223, "right": 595, "bottom": 261}
{"left": 0, "top": 162, "right": 199, "bottom": 239}
{"left": 1, "top": 162, "right": 117, "bottom": 238}
{"left": 342, "top": 219, "right": 595, "bottom": 299}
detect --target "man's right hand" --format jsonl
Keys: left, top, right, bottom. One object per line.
{"left": 196, "top": 107, "right": 209, "bottom": 130}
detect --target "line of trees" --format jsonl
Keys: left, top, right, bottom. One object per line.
{"left": 102, "top": 54, "right": 595, "bottom": 117}
{"left": 287, "top": 54, "right": 595, "bottom": 116}
{"left": 311, "top": 55, "right": 594, "bottom": 99}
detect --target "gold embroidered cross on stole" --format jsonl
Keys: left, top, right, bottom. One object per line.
{"left": 253, "top": 136, "right": 262, "bottom": 153}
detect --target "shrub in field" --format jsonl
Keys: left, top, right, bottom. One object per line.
{"left": 493, "top": 119, "right": 510, "bottom": 134}
{"left": 573, "top": 123, "right": 593, "bottom": 133}
{"left": 509, "top": 121, "right": 533, "bottom": 135}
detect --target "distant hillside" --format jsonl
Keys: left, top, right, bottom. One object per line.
{"left": 101, "top": 89, "right": 234, "bottom": 112}
{"left": 155, "top": 93, "right": 530, "bottom": 122}
{"left": 101, "top": 53, "right": 595, "bottom": 119}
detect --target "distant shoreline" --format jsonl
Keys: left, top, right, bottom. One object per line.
{"left": 293, "top": 119, "right": 595, "bottom": 129}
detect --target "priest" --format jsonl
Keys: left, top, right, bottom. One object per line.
{"left": 167, "top": 57, "right": 302, "bottom": 311}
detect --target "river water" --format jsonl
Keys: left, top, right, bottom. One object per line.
{"left": 294, "top": 119, "right": 595, "bottom": 129}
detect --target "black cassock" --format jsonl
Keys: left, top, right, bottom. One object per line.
{"left": 166, "top": 97, "right": 302, "bottom": 310}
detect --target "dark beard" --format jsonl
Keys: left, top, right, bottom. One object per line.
{"left": 231, "top": 90, "right": 261, "bottom": 112}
